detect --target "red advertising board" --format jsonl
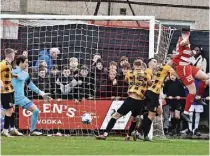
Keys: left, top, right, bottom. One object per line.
{"left": 19, "top": 100, "right": 132, "bottom": 130}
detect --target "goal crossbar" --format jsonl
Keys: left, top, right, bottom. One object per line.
{"left": 0, "top": 14, "right": 155, "bottom": 58}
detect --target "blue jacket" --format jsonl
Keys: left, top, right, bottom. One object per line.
{"left": 35, "top": 50, "right": 52, "bottom": 71}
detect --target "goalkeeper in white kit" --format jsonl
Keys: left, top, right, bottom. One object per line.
{"left": 12, "top": 55, "right": 51, "bottom": 136}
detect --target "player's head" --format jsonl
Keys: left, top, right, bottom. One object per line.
{"left": 133, "top": 59, "right": 142, "bottom": 70}
{"left": 96, "top": 58, "right": 104, "bottom": 70}
{"left": 50, "top": 47, "right": 60, "bottom": 59}
{"left": 16, "top": 55, "right": 28, "bottom": 70}
{"left": 69, "top": 57, "right": 78, "bottom": 68}
{"left": 62, "top": 66, "right": 71, "bottom": 77}
{"left": 121, "top": 62, "right": 131, "bottom": 75}
{"left": 4, "top": 48, "right": 15, "bottom": 61}
{"left": 181, "top": 27, "right": 190, "bottom": 38}
{"left": 147, "top": 58, "right": 157, "bottom": 69}
{"left": 109, "top": 61, "right": 118, "bottom": 71}
{"left": 38, "top": 68, "right": 46, "bottom": 78}
{"left": 120, "top": 56, "right": 128, "bottom": 67}
{"left": 109, "top": 69, "right": 117, "bottom": 80}
{"left": 80, "top": 65, "right": 89, "bottom": 77}
{"left": 169, "top": 73, "right": 176, "bottom": 81}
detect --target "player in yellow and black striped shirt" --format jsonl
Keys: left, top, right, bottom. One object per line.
{"left": 0, "top": 48, "right": 23, "bottom": 136}
{"left": 138, "top": 61, "right": 177, "bottom": 141}
{"left": 96, "top": 59, "right": 152, "bottom": 140}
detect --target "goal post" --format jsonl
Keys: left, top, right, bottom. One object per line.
{"left": 0, "top": 14, "right": 156, "bottom": 58}
{"left": 0, "top": 14, "right": 173, "bottom": 137}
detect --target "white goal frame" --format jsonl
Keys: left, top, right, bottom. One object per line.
{"left": 0, "top": 14, "right": 155, "bottom": 58}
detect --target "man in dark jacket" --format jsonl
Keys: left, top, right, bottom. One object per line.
{"left": 163, "top": 73, "right": 186, "bottom": 136}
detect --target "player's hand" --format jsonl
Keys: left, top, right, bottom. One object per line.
{"left": 113, "top": 79, "right": 117, "bottom": 85}
{"left": 176, "top": 96, "right": 181, "bottom": 100}
{"left": 12, "top": 74, "right": 18, "bottom": 78}
{"left": 40, "top": 91, "right": 52, "bottom": 100}
{"left": 168, "top": 96, "right": 173, "bottom": 99}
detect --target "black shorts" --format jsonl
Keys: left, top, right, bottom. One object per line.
{"left": 169, "top": 103, "right": 184, "bottom": 112}
{"left": 117, "top": 97, "right": 145, "bottom": 117}
{"left": 145, "top": 90, "right": 159, "bottom": 113}
{"left": 1, "top": 92, "right": 15, "bottom": 109}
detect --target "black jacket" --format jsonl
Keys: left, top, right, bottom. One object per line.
{"left": 163, "top": 79, "right": 185, "bottom": 105}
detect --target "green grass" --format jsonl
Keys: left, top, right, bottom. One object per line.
{"left": 1, "top": 136, "right": 209, "bottom": 155}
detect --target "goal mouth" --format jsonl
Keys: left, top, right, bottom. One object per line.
{"left": 1, "top": 15, "right": 174, "bottom": 137}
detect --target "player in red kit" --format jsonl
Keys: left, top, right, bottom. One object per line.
{"left": 172, "top": 28, "right": 209, "bottom": 122}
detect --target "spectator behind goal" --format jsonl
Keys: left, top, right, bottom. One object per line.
{"left": 163, "top": 73, "right": 186, "bottom": 136}
{"left": 192, "top": 46, "right": 207, "bottom": 73}
{"left": 35, "top": 47, "right": 60, "bottom": 72}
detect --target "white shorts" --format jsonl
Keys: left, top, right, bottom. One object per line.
{"left": 189, "top": 105, "right": 204, "bottom": 113}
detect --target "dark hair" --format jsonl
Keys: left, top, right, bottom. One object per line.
{"left": 147, "top": 58, "right": 157, "bottom": 66}
{"left": 81, "top": 65, "right": 88, "bottom": 71}
{"left": 122, "top": 62, "right": 131, "bottom": 69}
{"left": 109, "top": 61, "right": 118, "bottom": 66}
{"left": 39, "top": 67, "right": 46, "bottom": 72}
{"left": 16, "top": 55, "right": 27, "bottom": 65}
{"left": 96, "top": 58, "right": 104, "bottom": 64}
{"left": 181, "top": 27, "right": 190, "bottom": 32}
{"left": 120, "top": 56, "right": 128, "bottom": 62}
{"left": 50, "top": 65, "right": 58, "bottom": 71}
{"left": 62, "top": 66, "right": 69, "bottom": 71}
{"left": 133, "top": 59, "right": 142, "bottom": 66}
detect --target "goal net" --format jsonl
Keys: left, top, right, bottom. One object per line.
{"left": 0, "top": 15, "right": 174, "bottom": 137}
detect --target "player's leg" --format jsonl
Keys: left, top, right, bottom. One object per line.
{"left": 96, "top": 97, "right": 132, "bottom": 140}
{"left": 126, "top": 116, "right": 137, "bottom": 141}
{"left": 170, "top": 111, "right": 176, "bottom": 136}
{"left": 163, "top": 104, "right": 170, "bottom": 135}
{"left": 23, "top": 102, "right": 42, "bottom": 136}
{"left": 182, "top": 82, "right": 196, "bottom": 121}
{"left": 138, "top": 91, "right": 159, "bottom": 141}
{"left": 193, "top": 68, "right": 209, "bottom": 104}
{"left": 1, "top": 93, "right": 22, "bottom": 137}
{"left": 174, "top": 109, "right": 181, "bottom": 136}
{"left": 8, "top": 92, "right": 23, "bottom": 136}
{"left": 193, "top": 105, "right": 203, "bottom": 136}
{"left": 176, "top": 65, "right": 197, "bottom": 122}
{"left": 126, "top": 99, "right": 144, "bottom": 141}
{"left": 2, "top": 108, "right": 14, "bottom": 137}
{"left": 188, "top": 105, "right": 194, "bottom": 136}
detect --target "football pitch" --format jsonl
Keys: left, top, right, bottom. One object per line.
{"left": 1, "top": 136, "right": 209, "bottom": 155}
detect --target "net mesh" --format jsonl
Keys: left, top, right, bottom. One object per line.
{"left": 1, "top": 19, "right": 174, "bottom": 137}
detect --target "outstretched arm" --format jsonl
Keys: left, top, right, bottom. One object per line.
{"left": 26, "top": 77, "right": 41, "bottom": 94}
{"left": 26, "top": 76, "right": 51, "bottom": 99}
